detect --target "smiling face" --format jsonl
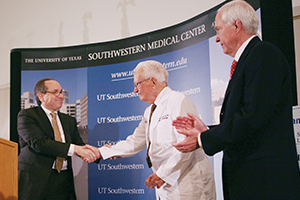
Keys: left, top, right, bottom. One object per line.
{"left": 39, "top": 80, "right": 65, "bottom": 112}
{"left": 214, "top": 11, "right": 239, "bottom": 57}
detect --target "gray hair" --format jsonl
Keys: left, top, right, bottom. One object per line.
{"left": 134, "top": 60, "right": 168, "bottom": 83}
{"left": 219, "top": 0, "right": 259, "bottom": 35}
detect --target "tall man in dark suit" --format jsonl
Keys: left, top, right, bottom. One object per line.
{"left": 172, "top": 0, "right": 300, "bottom": 199}
{"left": 18, "top": 78, "right": 98, "bottom": 200}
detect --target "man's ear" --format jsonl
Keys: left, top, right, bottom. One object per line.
{"left": 38, "top": 92, "right": 44, "bottom": 103}
{"left": 150, "top": 77, "right": 157, "bottom": 88}
{"left": 234, "top": 19, "right": 242, "bottom": 33}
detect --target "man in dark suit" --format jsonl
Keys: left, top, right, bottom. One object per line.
{"left": 172, "top": 0, "right": 300, "bottom": 199}
{"left": 18, "top": 78, "right": 98, "bottom": 200}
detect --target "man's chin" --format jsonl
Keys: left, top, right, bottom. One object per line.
{"left": 57, "top": 103, "right": 63, "bottom": 109}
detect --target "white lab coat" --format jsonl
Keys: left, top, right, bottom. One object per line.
{"left": 100, "top": 87, "right": 216, "bottom": 200}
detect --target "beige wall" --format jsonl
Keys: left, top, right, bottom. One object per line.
{"left": 0, "top": 84, "right": 10, "bottom": 140}
{"left": 0, "top": 0, "right": 225, "bottom": 140}
{"left": 2, "top": 1, "right": 300, "bottom": 140}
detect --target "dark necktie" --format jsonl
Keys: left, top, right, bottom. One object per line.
{"left": 230, "top": 60, "right": 238, "bottom": 79}
{"left": 50, "top": 112, "right": 64, "bottom": 173}
{"left": 146, "top": 104, "right": 156, "bottom": 168}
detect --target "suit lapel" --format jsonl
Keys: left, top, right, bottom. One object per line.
{"left": 36, "top": 107, "right": 55, "bottom": 139}
{"left": 149, "top": 87, "right": 171, "bottom": 133}
{"left": 223, "top": 37, "right": 261, "bottom": 104}
{"left": 146, "top": 103, "right": 161, "bottom": 146}
{"left": 149, "top": 104, "right": 162, "bottom": 132}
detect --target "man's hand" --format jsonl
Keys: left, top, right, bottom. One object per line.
{"left": 172, "top": 112, "right": 209, "bottom": 152}
{"left": 74, "top": 145, "right": 98, "bottom": 163}
{"left": 145, "top": 173, "right": 165, "bottom": 189}
{"left": 82, "top": 144, "right": 102, "bottom": 162}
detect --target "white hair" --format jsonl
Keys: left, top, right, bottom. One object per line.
{"left": 134, "top": 60, "right": 168, "bottom": 83}
{"left": 219, "top": 0, "right": 259, "bottom": 35}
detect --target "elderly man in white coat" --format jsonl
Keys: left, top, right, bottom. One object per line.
{"left": 85, "top": 60, "right": 216, "bottom": 200}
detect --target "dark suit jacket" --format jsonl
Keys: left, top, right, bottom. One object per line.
{"left": 201, "top": 37, "right": 300, "bottom": 199}
{"left": 17, "top": 106, "right": 84, "bottom": 200}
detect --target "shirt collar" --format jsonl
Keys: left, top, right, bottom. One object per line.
{"left": 41, "top": 105, "right": 57, "bottom": 115}
{"left": 234, "top": 35, "right": 256, "bottom": 62}
{"left": 154, "top": 86, "right": 170, "bottom": 105}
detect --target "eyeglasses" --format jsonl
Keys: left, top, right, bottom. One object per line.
{"left": 134, "top": 78, "right": 150, "bottom": 88}
{"left": 44, "top": 89, "right": 66, "bottom": 96}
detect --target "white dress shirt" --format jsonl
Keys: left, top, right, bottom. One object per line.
{"left": 41, "top": 105, "right": 74, "bottom": 170}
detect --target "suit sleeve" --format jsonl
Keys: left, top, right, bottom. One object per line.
{"left": 18, "top": 109, "right": 71, "bottom": 158}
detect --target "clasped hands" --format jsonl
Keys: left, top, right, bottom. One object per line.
{"left": 74, "top": 144, "right": 118, "bottom": 163}
{"left": 74, "top": 144, "right": 102, "bottom": 163}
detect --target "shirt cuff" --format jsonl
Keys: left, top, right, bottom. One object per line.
{"left": 198, "top": 127, "right": 209, "bottom": 148}
{"left": 68, "top": 144, "right": 75, "bottom": 156}
{"left": 198, "top": 132, "right": 202, "bottom": 148}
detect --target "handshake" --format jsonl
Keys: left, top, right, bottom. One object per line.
{"left": 74, "top": 144, "right": 102, "bottom": 163}
{"left": 74, "top": 144, "right": 117, "bottom": 163}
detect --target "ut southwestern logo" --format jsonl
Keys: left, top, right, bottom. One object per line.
{"left": 98, "top": 140, "right": 120, "bottom": 147}
{"left": 98, "top": 163, "right": 144, "bottom": 170}
{"left": 98, "top": 187, "right": 145, "bottom": 195}
{"left": 97, "top": 115, "right": 143, "bottom": 124}
{"left": 97, "top": 92, "right": 138, "bottom": 101}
